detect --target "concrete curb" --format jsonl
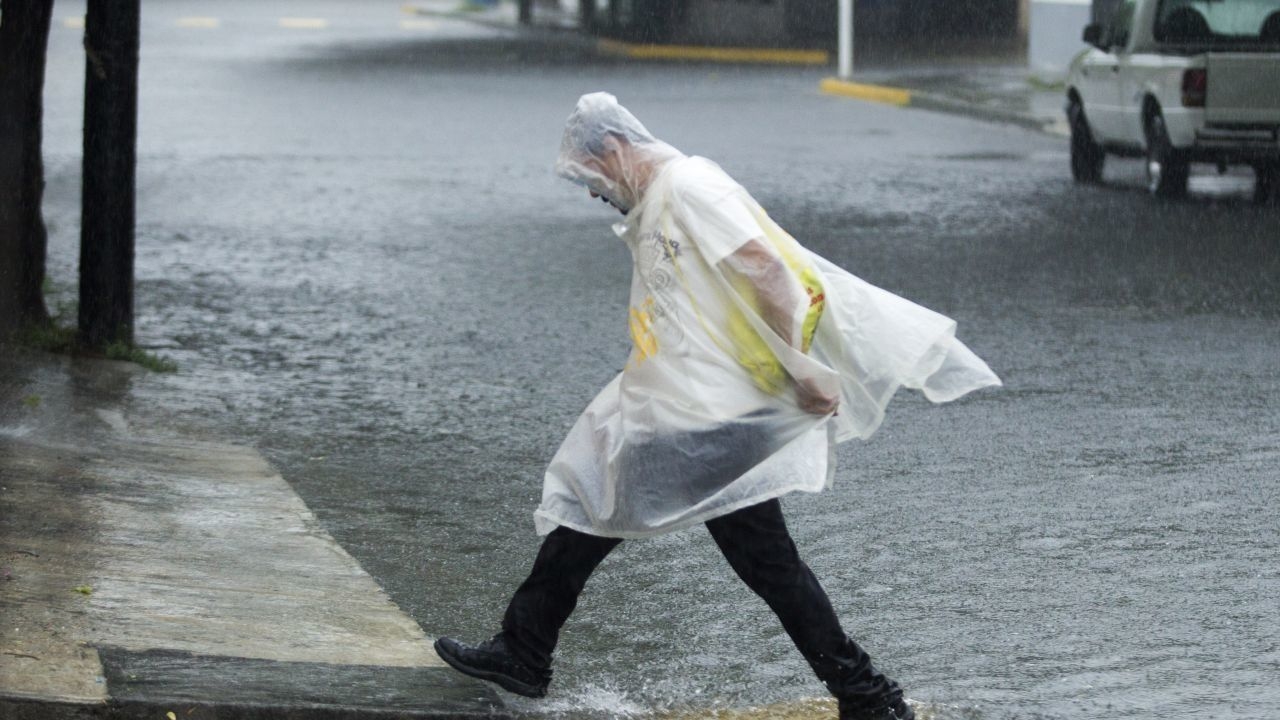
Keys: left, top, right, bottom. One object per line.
{"left": 1, "top": 647, "right": 510, "bottom": 720}
{"left": 598, "top": 39, "right": 829, "bottom": 65}
{"left": 818, "top": 77, "right": 911, "bottom": 106}
{"left": 0, "top": 349, "right": 510, "bottom": 720}
{"left": 820, "top": 77, "right": 1069, "bottom": 137}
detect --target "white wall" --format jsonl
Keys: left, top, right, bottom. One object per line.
{"left": 1029, "top": 0, "right": 1092, "bottom": 78}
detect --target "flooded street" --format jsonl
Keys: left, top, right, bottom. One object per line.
{"left": 35, "top": 2, "right": 1280, "bottom": 718}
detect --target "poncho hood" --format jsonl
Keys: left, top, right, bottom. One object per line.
{"left": 555, "top": 92, "right": 685, "bottom": 213}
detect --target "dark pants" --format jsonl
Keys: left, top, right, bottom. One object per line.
{"left": 500, "top": 499, "right": 905, "bottom": 709}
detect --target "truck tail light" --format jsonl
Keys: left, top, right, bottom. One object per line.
{"left": 1182, "top": 68, "right": 1207, "bottom": 107}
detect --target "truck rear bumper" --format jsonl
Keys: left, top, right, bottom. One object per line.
{"left": 1189, "top": 125, "right": 1280, "bottom": 164}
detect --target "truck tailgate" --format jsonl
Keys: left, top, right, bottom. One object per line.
{"left": 1205, "top": 53, "right": 1280, "bottom": 124}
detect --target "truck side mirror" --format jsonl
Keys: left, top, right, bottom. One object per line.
{"left": 1083, "top": 23, "right": 1104, "bottom": 47}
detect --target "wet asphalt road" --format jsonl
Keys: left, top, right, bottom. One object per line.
{"left": 36, "top": 2, "right": 1280, "bottom": 719}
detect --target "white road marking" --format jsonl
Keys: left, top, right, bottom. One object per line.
{"left": 399, "top": 18, "right": 440, "bottom": 30}
{"left": 61, "top": 14, "right": 453, "bottom": 33}
{"left": 176, "top": 17, "right": 221, "bottom": 29}
{"left": 279, "top": 17, "right": 330, "bottom": 30}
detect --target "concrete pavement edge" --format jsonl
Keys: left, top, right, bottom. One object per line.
{"left": 0, "top": 347, "right": 511, "bottom": 719}
{"left": 598, "top": 39, "right": 829, "bottom": 65}
{"left": 820, "top": 77, "right": 1070, "bottom": 137}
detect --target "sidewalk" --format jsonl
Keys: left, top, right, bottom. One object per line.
{"left": 401, "top": 0, "right": 1067, "bottom": 137}
{"left": 821, "top": 65, "right": 1069, "bottom": 137}
{"left": 0, "top": 346, "right": 508, "bottom": 719}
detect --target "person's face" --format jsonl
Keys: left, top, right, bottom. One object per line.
{"left": 580, "top": 136, "right": 632, "bottom": 215}
{"left": 588, "top": 189, "right": 627, "bottom": 215}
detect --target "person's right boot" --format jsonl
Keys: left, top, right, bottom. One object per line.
{"left": 837, "top": 697, "right": 916, "bottom": 720}
{"left": 434, "top": 634, "right": 552, "bottom": 698}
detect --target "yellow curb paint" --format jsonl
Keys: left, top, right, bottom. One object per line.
{"left": 819, "top": 77, "right": 912, "bottom": 107}
{"left": 279, "top": 17, "right": 330, "bottom": 30}
{"left": 400, "top": 18, "right": 440, "bottom": 30}
{"left": 176, "top": 17, "right": 221, "bottom": 29}
{"left": 63, "top": 16, "right": 85, "bottom": 29}
{"left": 598, "top": 39, "right": 828, "bottom": 65}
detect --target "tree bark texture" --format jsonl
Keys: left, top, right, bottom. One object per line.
{"left": 0, "top": 0, "right": 55, "bottom": 336}
{"left": 79, "top": 0, "right": 140, "bottom": 348}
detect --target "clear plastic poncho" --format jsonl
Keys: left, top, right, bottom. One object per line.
{"left": 537, "top": 92, "right": 1001, "bottom": 538}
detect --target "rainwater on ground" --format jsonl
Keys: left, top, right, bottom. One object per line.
{"left": 34, "top": 2, "right": 1280, "bottom": 719}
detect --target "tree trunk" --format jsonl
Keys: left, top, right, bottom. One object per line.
{"left": 79, "top": 0, "right": 140, "bottom": 349}
{"left": 0, "top": 0, "right": 55, "bottom": 337}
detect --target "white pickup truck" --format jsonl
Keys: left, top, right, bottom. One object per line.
{"left": 1065, "top": 0, "right": 1280, "bottom": 199}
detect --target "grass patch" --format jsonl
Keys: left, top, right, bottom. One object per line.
{"left": 19, "top": 323, "right": 179, "bottom": 372}
{"left": 1028, "top": 75, "right": 1066, "bottom": 92}
{"left": 105, "top": 341, "right": 178, "bottom": 373}
{"left": 21, "top": 275, "right": 78, "bottom": 353}
{"left": 21, "top": 321, "right": 78, "bottom": 354}
{"left": 16, "top": 275, "right": 179, "bottom": 373}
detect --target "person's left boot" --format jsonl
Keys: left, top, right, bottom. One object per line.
{"left": 434, "top": 634, "right": 552, "bottom": 698}
{"left": 837, "top": 697, "right": 916, "bottom": 720}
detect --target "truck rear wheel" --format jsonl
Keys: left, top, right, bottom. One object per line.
{"left": 1254, "top": 162, "right": 1278, "bottom": 204}
{"left": 1144, "top": 110, "right": 1189, "bottom": 198}
{"left": 1068, "top": 98, "right": 1105, "bottom": 184}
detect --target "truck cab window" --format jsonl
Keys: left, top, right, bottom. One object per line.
{"left": 1107, "top": 0, "right": 1138, "bottom": 49}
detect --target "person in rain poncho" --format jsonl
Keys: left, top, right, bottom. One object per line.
{"left": 435, "top": 93, "right": 1001, "bottom": 720}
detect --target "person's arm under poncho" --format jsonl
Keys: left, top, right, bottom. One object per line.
{"left": 720, "top": 238, "right": 838, "bottom": 415}
{"left": 668, "top": 163, "right": 838, "bottom": 416}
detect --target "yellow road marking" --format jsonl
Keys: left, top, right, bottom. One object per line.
{"left": 279, "top": 17, "right": 330, "bottom": 30}
{"left": 176, "top": 17, "right": 221, "bottom": 29}
{"left": 399, "top": 18, "right": 440, "bottom": 30}
{"left": 819, "top": 77, "right": 912, "bottom": 107}
{"left": 63, "top": 16, "right": 85, "bottom": 29}
{"left": 598, "top": 39, "right": 828, "bottom": 65}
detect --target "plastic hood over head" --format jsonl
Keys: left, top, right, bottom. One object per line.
{"left": 555, "top": 92, "right": 685, "bottom": 213}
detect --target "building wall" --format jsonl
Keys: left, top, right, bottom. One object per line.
{"left": 783, "top": 0, "right": 1023, "bottom": 44}
{"left": 592, "top": 0, "right": 1026, "bottom": 49}
{"left": 671, "top": 0, "right": 790, "bottom": 46}
{"left": 1029, "top": 0, "right": 1091, "bottom": 77}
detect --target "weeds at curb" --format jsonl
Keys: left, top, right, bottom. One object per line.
{"left": 14, "top": 278, "right": 180, "bottom": 373}
{"left": 105, "top": 341, "right": 179, "bottom": 373}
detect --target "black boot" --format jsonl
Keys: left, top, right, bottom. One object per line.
{"left": 838, "top": 697, "right": 915, "bottom": 720}
{"left": 434, "top": 634, "right": 552, "bottom": 698}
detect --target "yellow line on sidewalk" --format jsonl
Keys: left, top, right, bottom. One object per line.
{"left": 279, "top": 17, "right": 330, "bottom": 30}
{"left": 599, "top": 39, "right": 828, "bottom": 65}
{"left": 63, "top": 16, "right": 85, "bottom": 29}
{"left": 819, "top": 77, "right": 912, "bottom": 107}
{"left": 176, "top": 17, "right": 221, "bottom": 29}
